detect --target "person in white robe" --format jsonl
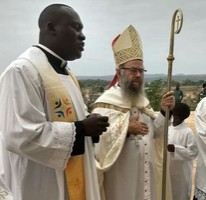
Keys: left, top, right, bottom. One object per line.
{"left": 0, "top": 134, "right": 13, "bottom": 200}
{"left": 167, "top": 103, "right": 198, "bottom": 200}
{"left": 0, "top": 4, "right": 109, "bottom": 200}
{"left": 92, "top": 25, "right": 174, "bottom": 200}
{"left": 193, "top": 97, "right": 206, "bottom": 200}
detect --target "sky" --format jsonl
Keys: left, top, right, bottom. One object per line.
{"left": 0, "top": 0, "right": 206, "bottom": 76}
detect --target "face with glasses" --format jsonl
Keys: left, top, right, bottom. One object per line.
{"left": 119, "top": 67, "right": 147, "bottom": 75}
{"left": 117, "top": 59, "right": 146, "bottom": 97}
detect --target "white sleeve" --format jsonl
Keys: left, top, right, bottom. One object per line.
{"left": 153, "top": 112, "right": 167, "bottom": 138}
{"left": 0, "top": 133, "right": 3, "bottom": 175}
{"left": 173, "top": 130, "right": 198, "bottom": 161}
{"left": 0, "top": 62, "right": 76, "bottom": 170}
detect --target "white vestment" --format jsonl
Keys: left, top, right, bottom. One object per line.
{"left": 194, "top": 97, "right": 206, "bottom": 198}
{"left": 0, "top": 46, "right": 100, "bottom": 200}
{"left": 168, "top": 122, "right": 198, "bottom": 200}
{"left": 92, "top": 86, "right": 172, "bottom": 200}
{"left": 0, "top": 176, "right": 13, "bottom": 200}
{"left": 0, "top": 134, "right": 13, "bottom": 200}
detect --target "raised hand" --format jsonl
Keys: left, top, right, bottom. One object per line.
{"left": 161, "top": 91, "right": 175, "bottom": 112}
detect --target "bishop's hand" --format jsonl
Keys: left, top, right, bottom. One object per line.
{"left": 128, "top": 117, "right": 149, "bottom": 136}
{"left": 161, "top": 91, "right": 175, "bottom": 112}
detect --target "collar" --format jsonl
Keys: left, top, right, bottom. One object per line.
{"left": 33, "top": 44, "right": 69, "bottom": 75}
{"left": 172, "top": 121, "right": 187, "bottom": 129}
{"left": 36, "top": 44, "right": 67, "bottom": 68}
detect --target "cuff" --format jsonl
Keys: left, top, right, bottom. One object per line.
{"left": 160, "top": 109, "right": 172, "bottom": 119}
{"left": 72, "top": 121, "right": 85, "bottom": 156}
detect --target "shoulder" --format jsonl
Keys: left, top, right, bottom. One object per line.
{"left": 185, "top": 126, "right": 194, "bottom": 134}
{"left": 0, "top": 49, "right": 43, "bottom": 87}
{"left": 197, "top": 97, "right": 206, "bottom": 108}
{"left": 95, "top": 86, "right": 120, "bottom": 102}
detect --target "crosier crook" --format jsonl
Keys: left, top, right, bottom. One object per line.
{"left": 161, "top": 9, "right": 183, "bottom": 200}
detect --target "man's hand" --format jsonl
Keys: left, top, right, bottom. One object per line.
{"left": 128, "top": 117, "right": 149, "bottom": 136}
{"left": 167, "top": 144, "right": 175, "bottom": 152}
{"left": 82, "top": 113, "right": 109, "bottom": 137}
{"left": 161, "top": 91, "right": 175, "bottom": 112}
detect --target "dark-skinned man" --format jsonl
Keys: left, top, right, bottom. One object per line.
{"left": 0, "top": 4, "right": 109, "bottom": 200}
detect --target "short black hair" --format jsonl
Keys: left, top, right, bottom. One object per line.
{"left": 172, "top": 102, "right": 190, "bottom": 120}
{"left": 38, "top": 4, "right": 72, "bottom": 29}
{"left": 203, "top": 83, "right": 206, "bottom": 88}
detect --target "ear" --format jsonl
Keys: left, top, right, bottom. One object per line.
{"left": 46, "top": 22, "right": 56, "bottom": 35}
{"left": 116, "top": 68, "right": 121, "bottom": 78}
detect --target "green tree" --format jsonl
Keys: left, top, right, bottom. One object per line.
{"left": 145, "top": 79, "right": 164, "bottom": 111}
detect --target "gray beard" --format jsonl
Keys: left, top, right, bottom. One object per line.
{"left": 120, "top": 81, "right": 144, "bottom": 104}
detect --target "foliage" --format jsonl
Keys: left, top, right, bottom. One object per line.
{"left": 170, "top": 79, "right": 205, "bottom": 87}
{"left": 79, "top": 79, "right": 109, "bottom": 111}
{"left": 79, "top": 78, "right": 203, "bottom": 111}
{"left": 145, "top": 79, "right": 164, "bottom": 111}
{"left": 79, "top": 79, "right": 109, "bottom": 93}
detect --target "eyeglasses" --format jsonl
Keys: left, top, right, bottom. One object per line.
{"left": 119, "top": 67, "right": 147, "bottom": 74}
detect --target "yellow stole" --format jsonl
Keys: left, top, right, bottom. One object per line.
{"left": 36, "top": 64, "right": 86, "bottom": 199}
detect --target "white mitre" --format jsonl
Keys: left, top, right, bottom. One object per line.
{"left": 112, "top": 25, "right": 143, "bottom": 68}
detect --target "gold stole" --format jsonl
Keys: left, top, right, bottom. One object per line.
{"left": 36, "top": 65, "right": 86, "bottom": 200}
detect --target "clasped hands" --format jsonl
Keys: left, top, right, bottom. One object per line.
{"left": 82, "top": 113, "right": 109, "bottom": 137}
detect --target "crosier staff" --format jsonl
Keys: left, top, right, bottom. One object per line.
{"left": 161, "top": 9, "right": 183, "bottom": 200}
